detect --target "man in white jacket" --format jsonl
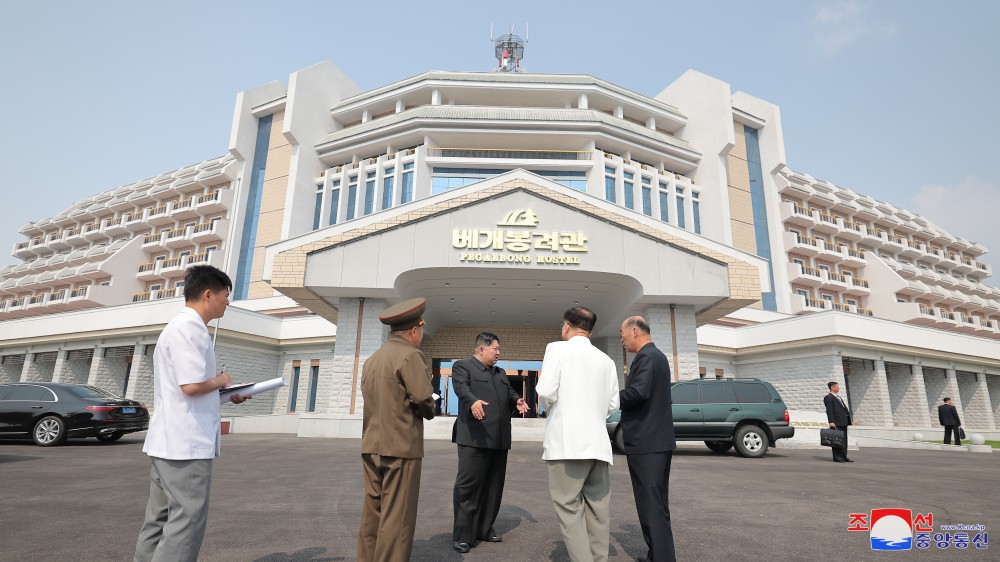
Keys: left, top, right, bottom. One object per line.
{"left": 536, "top": 306, "right": 620, "bottom": 562}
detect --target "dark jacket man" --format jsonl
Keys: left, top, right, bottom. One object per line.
{"left": 619, "top": 317, "right": 677, "bottom": 562}
{"left": 938, "top": 398, "right": 962, "bottom": 445}
{"left": 450, "top": 333, "right": 526, "bottom": 552}
{"left": 824, "top": 382, "right": 852, "bottom": 462}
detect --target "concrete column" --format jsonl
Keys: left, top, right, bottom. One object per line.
{"left": 50, "top": 350, "right": 69, "bottom": 383}
{"left": 88, "top": 347, "right": 133, "bottom": 397}
{"left": 324, "top": 297, "right": 387, "bottom": 415}
{"left": 886, "top": 362, "right": 932, "bottom": 427}
{"left": 431, "top": 89, "right": 441, "bottom": 106}
{"left": 957, "top": 371, "right": 996, "bottom": 430}
{"left": 945, "top": 367, "right": 964, "bottom": 422}
{"left": 643, "top": 304, "right": 698, "bottom": 381}
{"left": 577, "top": 93, "right": 588, "bottom": 109}
{"left": 395, "top": 99, "right": 405, "bottom": 113}
{"left": 614, "top": 105, "right": 623, "bottom": 118}
{"left": 0, "top": 356, "right": 25, "bottom": 385}
{"left": 592, "top": 336, "right": 625, "bottom": 390}
{"left": 128, "top": 345, "right": 155, "bottom": 404}
{"left": 988, "top": 374, "right": 1000, "bottom": 429}
{"left": 54, "top": 350, "right": 95, "bottom": 385}
{"left": 646, "top": 116, "right": 656, "bottom": 130}
{"left": 21, "top": 352, "right": 56, "bottom": 382}
{"left": 846, "top": 359, "right": 893, "bottom": 427}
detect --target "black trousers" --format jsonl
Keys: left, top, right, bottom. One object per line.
{"left": 832, "top": 425, "right": 850, "bottom": 461}
{"left": 943, "top": 425, "right": 962, "bottom": 445}
{"left": 453, "top": 445, "right": 508, "bottom": 543}
{"left": 626, "top": 451, "right": 676, "bottom": 562}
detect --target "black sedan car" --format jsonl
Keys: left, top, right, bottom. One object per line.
{"left": 0, "top": 382, "right": 149, "bottom": 446}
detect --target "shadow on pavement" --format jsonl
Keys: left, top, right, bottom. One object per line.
{"left": 251, "top": 546, "right": 345, "bottom": 562}
{"left": 0, "top": 454, "right": 41, "bottom": 464}
{"left": 410, "top": 533, "right": 466, "bottom": 561}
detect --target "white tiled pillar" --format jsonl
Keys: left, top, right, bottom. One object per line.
{"left": 886, "top": 363, "right": 932, "bottom": 427}
{"left": 324, "top": 297, "right": 387, "bottom": 415}
{"left": 958, "top": 371, "right": 996, "bottom": 430}
{"left": 846, "top": 359, "right": 893, "bottom": 427}
{"left": 643, "top": 304, "right": 698, "bottom": 381}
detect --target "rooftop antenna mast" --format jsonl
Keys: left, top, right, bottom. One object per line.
{"left": 490, "top": 22, "right": 527, "bottom": 73}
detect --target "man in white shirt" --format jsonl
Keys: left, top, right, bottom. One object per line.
{"left": 134, "top": 265, "right": 249, "bottom": 562}
{"left": 536, "top": 306, "right": 620, "bottom": 562}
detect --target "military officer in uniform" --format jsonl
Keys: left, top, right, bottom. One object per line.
{"left": 357, "top": 298, "right": 436, "bottom": 562}
{"left": 450, "top": 332, "right": 528, "bottom": 553}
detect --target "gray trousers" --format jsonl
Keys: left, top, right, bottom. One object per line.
{"left": 546, "top": 459, "right": 611, "bottom": 562}
{"left": 134, "top": 456, "right": 213, "bottom": 562}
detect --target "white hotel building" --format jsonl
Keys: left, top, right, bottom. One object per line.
{"left": 2, "top": 47, "right": 999, "bottom": 438}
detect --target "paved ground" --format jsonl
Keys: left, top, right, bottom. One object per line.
{"left": 0, "top": 434, "right": 996, "bottom": 561}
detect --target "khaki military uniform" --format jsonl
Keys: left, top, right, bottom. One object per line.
{"left": 357, "top": 335, "right": 435, "bottom": 562}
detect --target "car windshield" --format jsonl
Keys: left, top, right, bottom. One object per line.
{"left": 66, "top": 385, "right": 123, "bottom": 400}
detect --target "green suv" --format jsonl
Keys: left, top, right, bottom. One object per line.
{"left": 606, "top": 378, "right": 794, "bottom": 458}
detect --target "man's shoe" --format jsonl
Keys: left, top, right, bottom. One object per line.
{"left": 844, "top": 458, "right": 854, "bottom": 462}
{"left": 484, "top": 531, "right": 503, "bottom": 543}
{"left": 453, "top": 542, "right": 471, "bottom": 553}
{"left": 833, "top": 459, "right": 846, "bottom": 463}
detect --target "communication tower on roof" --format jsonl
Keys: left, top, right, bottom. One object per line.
{"left": 491, "top": 24, "right": 527, "bottom": 73}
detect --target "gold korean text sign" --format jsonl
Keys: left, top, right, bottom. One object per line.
{"left": 452, "top": 208, "right": 588, "bottom": 265}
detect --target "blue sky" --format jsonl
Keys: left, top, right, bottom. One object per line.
{"left": 1, "top": 0, "right": 998, "bottom": 275}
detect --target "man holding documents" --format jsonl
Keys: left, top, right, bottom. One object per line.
{"left": 358, "top": 298, "right": 436, "bottom": 562}
{"left": 134, "top": 265, "right": 249, "bottom": 562}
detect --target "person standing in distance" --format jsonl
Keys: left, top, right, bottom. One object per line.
{"left": 134, "top": 265, "right": 250, "bottom": 562}
{"left": 536, "top": 306, "right": 620, "bottom": 562}
{"left": 824, "top": 381, "right": 853, "bottom": 462}
{"left": 357, "top": 298, "right": 436, "bottom": 562}
{"left": 619, "top": 316, "right": 677, "bottom": 562}
{"left": 938, "top": 397, "right": 962, "bottom": 445}
{"left": 450, "top": 332, "right": 529, "bottom": 553}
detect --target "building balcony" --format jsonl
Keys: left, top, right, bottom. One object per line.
{"left": 163, "top": 227, "right": 190, "bottom": 248}
{"left": 190, "top": 219, "right": 226, "bottom": 244}
{"left": 779, "top": 202, "right": 815, "bottom": 228}
{"left": 866, "top": 230, "right": 889, "bottom": 248}
{"left": 784, "top": 231, "right": 821, "bottom": 256}
{"left": 953, "top": 257, "right": 975, "bottom": 275}
{"left": 816, "top": 240, "right": 844, "bottom": 260}
{"left": 102, "top": 217, "right": 127, "bottom": 236}
{"left": 122, "top": 212, "right": 146, "bottom": 232}
{"left": 787, "top": 263, "right": 823, "bottom": 287}
{"left": 170, "top": 198, "right": 199, "bottom": 220}
{"left": 142, "top": 232, "right": 169, "bottom": 251}
{"left": 829, "top": 301, "right": 874, "bottom": 317}
{"left": 838, "top": 221, "right": 866, "bottom": 241}
{"left": 144, "top": 205, "right": 173, "bottom": 226}
{"left": 194, "top": 189, "right": 231, "bottom": 214}
{"left": 812, "top": 212, "right": 840, "bottom": 235}
{"left": 839, "top": 247, "right": 866, "bottom": 267}
{"left": 821, "top": 270, "right": 850, "bottom": 291}
{"left": 971, "top": 261, "right": 992, "bottom": 278}
{"left": 922, "top": 247, "right": 946, "bottom": 265}
{"left": 955, "top": 313, "right": 980, "bottom": 334}
{"left": 159, "top": 257, "right": 186, "bottom": 278}
{"left": 136, "top": 261, "right": 161, "bottom": 281}
{"left": 898, "top": 240, "right": 922, "bottom": 259}
{"left": 64, "top": 284, "right": 117, "bottom": 310}
{"left": 883, "top": 234, "right": 907, "bottom": 253}
{"left": 46, "top": 232, "right": 71, "bottom": 251}
{"left": 12, "top": 240, "right": 36, "bottom": 259}
{"left": 80, "top": 222, "right": 105, "bottom": 241}
{"left": 935, "top": 308, "right": 961, "bottom": 329}
{"left": 791, "top": 294, "right": 830, "bottom": 314}
{"left": 132, "top": 287, "right": 182, "bottom": 303}
{"left": 935, "top": 272, "right": 959, "bottom": 289}
{"left": 896, "top": 262, "right": 920, "bottom": 279}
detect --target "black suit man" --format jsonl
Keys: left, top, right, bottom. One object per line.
{"left": 938, "top": 397, "right": 962, "bottom": 445}
{"left": 619, "top": 316, "right": 677, "bottom": 562}
{"left": 824, "top": 381, "right": 853, "bottom": 462}
{"left": 450, "top": 332, "right": 528, "bottom": 553}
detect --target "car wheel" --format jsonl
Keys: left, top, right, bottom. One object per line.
{"left": 97, "top": 431, "right": 124, "bottom": 442}
{"left": 613, "top": 426, "right": 625, "bottom": 453}
{"left": 734, "top": 425, "right": 768, "bottom": 458}
{"left": 33, "top": 416, "right": 67, "bottom": 447}
{"left": 705, "top": 440, "right": 734, "bottom": 453}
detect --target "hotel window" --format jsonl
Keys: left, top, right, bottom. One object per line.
{"left": 288, "top": 363, "right": 300, "bottom": 412}
{"left": 692, "top": 191, "right": 701, "bottom": 234}
{"left": 329, "top": 180, "right": 341, "bottom": 225}
{"left": 346, "top": 176, "right": 358, "bottom": 220}
{"left": 796, "top": 289, "right": 809, "bottom": 298}
{"left": 658, "top": 182, "right": 669, "bottom": 222}
{"left": 364, "top": 172, "right": 376, "bottom": 215}
{"left": 675, "top": 187, "right": 686, "bottom": 229}
{"left": 401, "top": 162, "right": 414, "bottom": 203}
{"left": 328, "top": 188, "right": 340, "bottom": 225}
{"left": 641, "top": 186, "right": 652, "bottom": 216}
{"left": 382, "top": 167, "right": 395, "bottom": 210}
{"left": 532, "top": 170, "right": 586, "bottom": 191}
{"left": 313, "top": 186, "right": 323, "bottom": 230}
{"left": 307, "top": 364, "right": 320, "bottom": 413}
{"left": 604, "top": 166, "right": 616, "bottom": 203}
{"left": 623, "top": 171, "right": 634, "bottom": 210}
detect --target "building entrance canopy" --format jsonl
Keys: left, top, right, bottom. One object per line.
{"left": 264, "top": 171, "right": 768, "bottom": 336}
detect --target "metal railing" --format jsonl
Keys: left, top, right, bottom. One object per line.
{"left": 142, "top": 233, "right": 159, "bottom": 244}
{"left": 165, "top": 228, "right": 185, "bottom": 239}
{"left": 801, "top": 266, "right": 821, "bottom": 277}
{"left": 919, "top": 304, "right": 935, "bottom": 316}
{"left": 70, "top": 287, "right": 89, "bottom": 298}
{"left": 137, "top": 262, "right": 157, "bottom": 273}
{"left": 197, "top": 191, "right": 220, "bottom": 204}
{"left": 804, "top": 297, "right": 828, "bottom": 309}
{"left": 191, "top": 222, "right": 215, "bottom": 234}
{"left": 132, "top": 292, "right": 151, "bottom": 303}
{"left": 851, "top": 278, "right": 870, "bottom": 288}
{"left": 50, "top": 290, "right": 66, "bottom": 301}
{"left": 828, "top": 272, "right": 847, "bottom": 283}
{"left": 427, "top": 148, "right": 592, "bottom": 160}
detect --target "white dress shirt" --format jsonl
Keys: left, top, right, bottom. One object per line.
{"left": 536, "top": 335, "right": 620, "bottom": 464}
{"left": 142, "top": 307, "right": 221, "bottom": 460}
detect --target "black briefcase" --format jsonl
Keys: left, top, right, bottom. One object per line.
{"left": 820, "top": 428, "right": 845, "bottom": 448}
{"left": 959, "top": 428, "right": 966, "bottom": 440}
